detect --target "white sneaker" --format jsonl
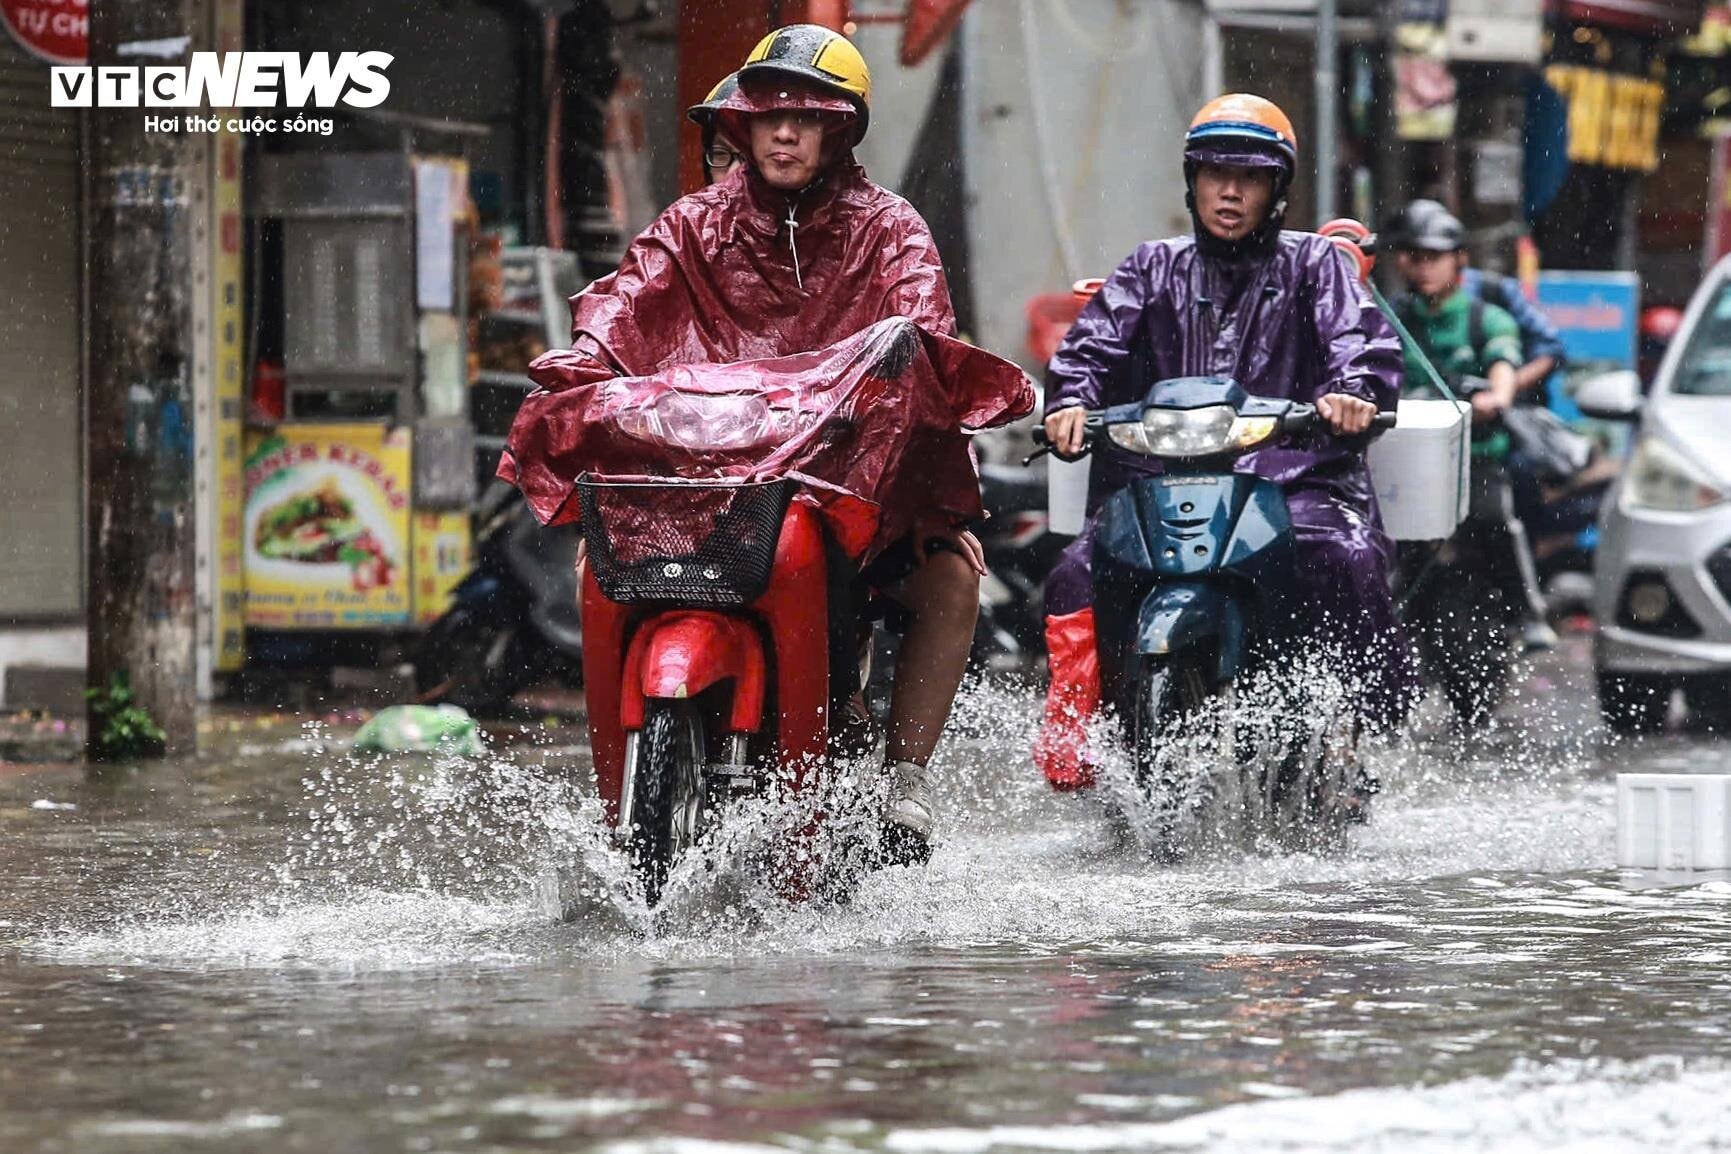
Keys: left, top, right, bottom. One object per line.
{"left": 878, "top": 760, "right": 934, "bottom": 866}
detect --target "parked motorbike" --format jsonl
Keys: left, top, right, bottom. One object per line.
{"left": 415, "top": 481, "right": 583, "bottom": 715}
{"left": 576, "top": 474, "right": 870, "bottom": 905}
{"left": 1032, "top": 376, "right": 1396, "bottom": 857}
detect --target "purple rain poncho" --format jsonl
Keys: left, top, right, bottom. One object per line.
{"left": 1043, "top": 230, "right": 1418, "bottom": 727}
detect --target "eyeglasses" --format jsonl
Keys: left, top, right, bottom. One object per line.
{"left": 705, "top": 146, "right": 746, "bottom": 172}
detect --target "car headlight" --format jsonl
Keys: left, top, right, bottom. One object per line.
{"left": 1107, "top": 405, "right": 1280, "bottom": 458}
{"left": 1622, "top": 436, "right": 1727, "bottom": 513}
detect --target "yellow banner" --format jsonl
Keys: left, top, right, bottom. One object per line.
{"left": 412, "top": 510, "right": 472, "bottom": 626}
{"left": 1545, "top": 64, "right": 1664, "bottom": 173}
{"left": 212, "top": 4, "right": 245, "bottom": 667}
{"left": 243, "top": 424, "right": 413, "bottom": 629}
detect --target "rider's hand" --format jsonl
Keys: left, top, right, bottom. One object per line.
{"left": 1044, "top": 406, "right": 1090, "bottom": 456}
{"left": 1469, "top": 389, "right": 1507, "bottom": 424}
{"left": 914, "top": 512, "right": 987, "bottom": 576}
{"left": 1316, "top": 392, "right": 1377, "bottom": 436}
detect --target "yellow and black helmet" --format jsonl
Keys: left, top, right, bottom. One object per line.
{"left": 686, "top": 72, "right": 740, "bottom": 130}
{"left": 738, "top": 23, "right": 871, "bottom": 142}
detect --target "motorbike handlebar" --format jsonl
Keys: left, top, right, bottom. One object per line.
{"left": 1282, "top": 404, "right": 1400, "bottom": 437}
{"left": 1025, "top": 407, "right": 1396, "bottom": 465}
{"left": 1026, "top": 416, "right": 1103, "bottom": 465}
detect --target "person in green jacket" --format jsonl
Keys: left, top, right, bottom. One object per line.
{"left": 1392, "top": 204, "right": 1557, "bottom": 652}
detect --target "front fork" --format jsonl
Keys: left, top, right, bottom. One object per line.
{"left": 618, "top": 728, "right": 752, "bottom": 843}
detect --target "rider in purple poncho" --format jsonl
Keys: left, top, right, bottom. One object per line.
{"left": 1032, "top": 94, "right": 1420, "bottom": 791}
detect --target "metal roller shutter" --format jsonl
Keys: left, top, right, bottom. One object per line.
{"left": 0, "top": 35, "right": 81, "bottom": 618}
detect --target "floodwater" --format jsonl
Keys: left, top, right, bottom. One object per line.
{"left": 4, "top": 642, "right": 1731, "bottom": 1153}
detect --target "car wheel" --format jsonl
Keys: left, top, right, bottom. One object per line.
{"left": 1596, "top": 669, "right": 1673, "bottom": 735}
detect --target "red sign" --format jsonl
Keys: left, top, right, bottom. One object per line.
{"left": 1551, "top": 0, "right": 1705, "bottom": 36}
{"left": 1, "top": 0, "right": 88, "bottom": 66}
{"left": 901, "top": 0, "right": 972, "bottom": 67}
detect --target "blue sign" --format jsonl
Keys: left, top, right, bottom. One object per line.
{"left": 1535, "top": 271, "right": 1639, "bottom": 421}
{"left": 1535, "top": 271, "right": 1639, "bottom": 370}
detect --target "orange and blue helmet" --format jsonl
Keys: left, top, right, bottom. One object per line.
{"left": 1184, "top": 93, "right": 1298, "bottom": 176}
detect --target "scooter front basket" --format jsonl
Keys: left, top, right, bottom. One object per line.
{"left": 576, "top": 477, "right": 794, "bottom": 607}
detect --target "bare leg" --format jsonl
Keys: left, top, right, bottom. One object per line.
{"left": 884, "top": 550, "right": 979, "bottom": 765}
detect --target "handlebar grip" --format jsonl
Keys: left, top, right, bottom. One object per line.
{"left": 1372, "top": 411, "right": 1399, "bottom": 430}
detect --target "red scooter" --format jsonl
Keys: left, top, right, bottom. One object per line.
{"left": 575, "top": 475, "right": 855, "bottom": 904}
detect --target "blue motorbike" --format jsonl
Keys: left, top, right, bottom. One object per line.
{"left": 1034, "top": 376, "right": 1395, "bottom": 856}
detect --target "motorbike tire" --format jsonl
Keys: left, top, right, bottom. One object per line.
{"left": 1597, "top": 669, "right": 1673, "bottom": 735}
{"left": 415, "top": 608, "right": 536, "bottom": 716}
{"left": 1415, "top": 576, "right": 1511, "bottom": 728}
{"left": 629, "top": 700, "right": 707, "bottom": 906}
{"left": 1128, "top": 653, "right": 1219, "bottom": 861}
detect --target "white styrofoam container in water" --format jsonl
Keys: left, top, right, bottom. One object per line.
{"left": 1366, "top": 398, "right": 1471, "bottom": 541}
{"left": 1048, "top": 453, "right": 1089, "bottom": 537}
{"left": 1618, "top": 774, "right": 1731, "bottom": 871}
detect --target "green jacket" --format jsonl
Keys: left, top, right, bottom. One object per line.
{"left": 1395, "top": 288, "right": 1523, "bottom": 458}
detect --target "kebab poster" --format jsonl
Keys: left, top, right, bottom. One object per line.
{"left": 242, "top": 424, "right": 412, "bottom": 629}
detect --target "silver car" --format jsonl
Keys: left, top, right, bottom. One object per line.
{"left": 1584, "top": 261, "right": 1731, "bottom": 732}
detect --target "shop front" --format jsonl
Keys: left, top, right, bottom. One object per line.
{"left": 0, "top": 9, "right": 83, "bottom": 707}
{"left": 1529, "top": 1, "right": 1703, "bottom": 272}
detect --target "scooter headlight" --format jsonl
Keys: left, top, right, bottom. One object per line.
{"left": 1141, "top": 405, "right": 1236, "bottom": 456}
{"left": 1135, "top": 405, "right": 1278, "bottom": 457}
{"left": 1107, "top": 407, "right": 1281, "bottom": 457}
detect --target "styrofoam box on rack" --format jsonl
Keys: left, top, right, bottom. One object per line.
{"left": 1366, "top": 398, "right": 1471, "bottom": 541}
{"left": 1048, "top": 454, "right": 1089, "bottom": 537}
{"left": 1618, "top": 774, "right": 1731, "bottom": 871}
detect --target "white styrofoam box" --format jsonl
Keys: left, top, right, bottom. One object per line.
{"left": 1367, "top": 398, "right": 1471, "bottom": 541}
{"left": 1617, "top": 774, "right": 1731, "bottom": 871}
{"left": 1048, "top": 453, "right": 1089, "bottom": 537}
{"left": 1446, "top": 0, "right": 1543, "bottom": 64}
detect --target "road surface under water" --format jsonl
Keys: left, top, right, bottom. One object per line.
{"left": 3, "top": 642, "right": 1731, "bottom": 1153}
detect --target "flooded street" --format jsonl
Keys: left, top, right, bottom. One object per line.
{"left": 5, "top": 642, "right": 1731, "bottom": 1153}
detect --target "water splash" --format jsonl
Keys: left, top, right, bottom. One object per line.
{"left": 25, "top": 657, "right": 1623, "bottom": 969}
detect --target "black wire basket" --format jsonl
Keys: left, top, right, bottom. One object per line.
{"left": 576, "top": 477, "right": 793, "bottom": 606}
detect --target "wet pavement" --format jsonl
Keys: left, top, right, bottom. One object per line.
{"left": 4, "top": 638, "right": 1731, "bottom": 1152}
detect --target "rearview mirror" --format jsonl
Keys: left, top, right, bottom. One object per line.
{"left": 1573, "top": 370, "right": 1643, "bottom": 422}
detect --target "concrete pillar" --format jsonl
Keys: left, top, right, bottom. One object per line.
{"left": 85, "top": 0, "right": 202, "bottom": 756}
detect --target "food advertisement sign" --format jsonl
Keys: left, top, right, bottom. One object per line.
{"left": 412, "top": 510, "right": 472, "bottom": 626}
{"left": 243, "top": 424, "right": 412, "bottom": 629}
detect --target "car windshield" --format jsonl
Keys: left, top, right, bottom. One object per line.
{"left": 1670, "top": 281, "right": 1731, "bottom": 396}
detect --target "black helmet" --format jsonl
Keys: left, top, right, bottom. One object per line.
{"left": 686, "top": 72, "right": 740, "bottom": 131}
{"left": 1397, "top": 200, "right": 1465, "bottom": 253}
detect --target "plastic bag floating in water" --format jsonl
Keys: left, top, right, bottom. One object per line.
{"left": 351, "top": 705, "right": 485, "bottom": 756}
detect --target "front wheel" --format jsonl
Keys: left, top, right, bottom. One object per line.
{"left": 628, "top": 700, "right": 708, "bottom": 905}
{"left": 1127, "top": 652, "right": 1221, "bottom": 861}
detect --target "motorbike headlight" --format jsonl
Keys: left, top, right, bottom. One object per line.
{"left": 1141, "top": 405, "right": 1236, "bottom": 456}
{"left": 1622, "top": 436, "right": 1727, "bottom": 514}
{"left": 1136, "top": 405, "right": 1278, "bottom": 457}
